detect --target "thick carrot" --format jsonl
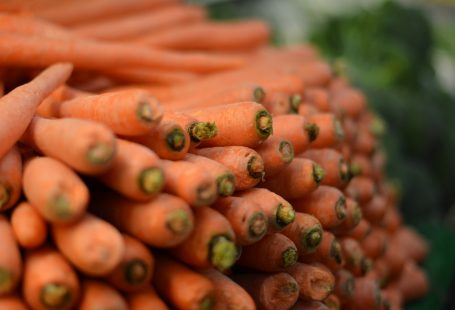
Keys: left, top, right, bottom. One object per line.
{"left": 78, "top": 280, "right": 128, "bottom": 310}
{"left": 171, "top": 207, "right": 237, "bottom": 271}
{"left": 201, "top": 269, "right": 256, "bottom": 310}
{"left": 261, "top": 158, "right": 324, "bottom": 200}
{"left": 345, "top": 176, "right": 376, "bottom": 204}
{"left": 0, "top": 63, "right": 72, "bottom": 159}
{"left": 381, "top": 207, "right": 402, "bottom": 234}
{"left": 127, "top": 287, "right": 169, "bottom": 310}
{"left": 363, "top": 195, "right": 387, "bottom": 224}
{"left": 130, "top": 119, "right": 190, "bottom": 160}
{"left": 161, "top": 159, "right": 218, "bottom": 207}
{"left": 52, "top": 214, "right": 124, "bottom": 276}
{"left": 287, "top": 263, "right": 335, "bottom": 301}
{"left": 361, "top": 228, "right": 388, "bottom": 259}
{"left": 22, "top": 248, "right": 80, "bottom": 310}
{"left": 185, "top": 154, "right": 236, "bottom": 197}
{"left": 0, "top": 215, "right": 21, "bottom": 296}
{"left": 212, "top": 196, "right": 268, "bottom": 245}
{"left": 273, "top": 114, "right": 318, "bottom": 154}
{"left": 281, "top": 212, "right": 323, "bottom": 255}
{"left": 307, "top": 113, "right": 344, "bottom": 149}
{"left": 292, "top": 300, "right": 330, "bottom": 310}
{"left": 153, "top": 254, "right": 215, "bottom": 310}
{"left": 340, "top": 238, "right": 369, "bottom": 277}
{"left": 194, "top": 146, "right": 264, "bottom": 190}
{"left": 333, "top": 198, "right": 362, "bottom": 235}
{"left": 0, "top": 146, "right": 22, "bottom": 211}
{"left": 330, "top": 88, "right": 366, "bottom": 119}
{"left": 0, "top": 295, "right": 29, "bottom": 310}
{"left": 389, "top": 261, "right": 428, "bottom": 302}
{"left": 344, "top": 277, "right": 382, "bottom": 310}
{"left": 302, "top": 231, "right": 345, "bottom": 272}
{"left": 233, "top": 272, "right": 299, "bottom": 310}
{"left": 21, "top": 117, "right": 116, "bottom": 175}
{"left": 91, "top": 192, "right": 194, "bottom": 247}
{"left": 238, "top": 188, "right": 296, "bottom": 232}
{"left": 255, "top": 136, "right": 294, "bottom": 177}
{"left": 11, "top": 202, "right": 47, "bottom": 249}
{"left": 348, "top": 219, "right": 372, "bottom": 242}
{"left": 22, "top": 156, "right": 89, "bottom": 224}
{"left": 184, "top": 102, "right": 273, "bottom": 148}
{"left": 392, "top": 227, "right": 428, "bottom": 262}
{"left": 97, "top": 139, "right": 164, "bottom": 201}
{"left": 305, "top": 88, "right": 330, "bottom": 112}
{"left": 323, "top": 294, "right": 340, "bottom": 310}
{"left": 334, "top": 270, "right": 355, "bottom": 303}
{"left": 238, "top": 233, "right": 298, "bottom": 271}
{"left": 162, "top": 113, "right": 217, "bottom": 147}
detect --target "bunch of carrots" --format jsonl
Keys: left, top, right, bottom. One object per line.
{"left": 0, "top": 0, "right": 429, "bottom": 309}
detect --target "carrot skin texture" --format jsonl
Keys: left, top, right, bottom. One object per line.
{"left": 281, "top": 212, "right": 323, "bottom": 255}
{"left": 0, "top": 215, "right": 22, "bottom": 296}
{"left": 272, "top": 114, "right": 317, "bottom": 154}
{"left": 334, "top": 269, "right": 355, "bottom": 303}
{"left": 0, "top": 146, "right": 22, "bottom": 211}
{"left": 11, "top": 202, "right": 47, "bottom": 249}
{"left": 287, "top": 263, "right": 335, "bottom": 301}
{"left": 302, "top": 231, "right": 345, "bottom": 272}
{"left": 255, "top": 137, "right": 294, "bottom": 177}
{"left": 344, "top": 277, "right": 382, "bottom": 310}
{"left": 78, "top": 280, "right": 128, "bottom": 310}
{"left": 127, "top": 287, "right": 169, "bottom": 310}
{"left": 0, "top": 295, "right": 29, "bottom": 310}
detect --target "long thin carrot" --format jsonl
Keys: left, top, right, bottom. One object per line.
{"left": 344, "top": 277, "right": 382, "bottom": 310}
{"left": 0, "top": 146, "right": 22, "bottom": 211}
{"left": 0, "top": 215, "right": 21, "bottom": 296}
{"left": 22, "top": 248, "right": 80, "bottom": 310}
{"left": 0, "top": 63, "right": 72, "bottom": 159}
{"left": 345, "top": 176, "right": 376, "bottom": 205}
{"left": 194, "top": 146, "right": 264, "bottom": 190}
{"left": 153, "top": 254, "right": 215, "bottom": 310}
{"left": 333, "top": 198, "right": 363, "bottom": 235}
{"left": 21, "top": 117, "right": 116, "bottom": 175}
{"left": 255, "top": 136, "right": 294, "bottom": 177}
{"left": 0, "top": 295, "right": 29, "bottom": 310}
{"left": 52, "top": 214, "right": 125, "bottom": 276}
{"left": 302, "top": 231, "right": 345, "bottom": 272}
{"left": 36, "top": 85, "right": 84, "bottom": 118}
{"left": 171, "top": 206, "right": 237, "bottom": 271}
{"left": 334, "top": 270, "right": 355, "bottom": 304}
{"left": 272, "top": 114, "right": 318, "bottom": 154}
{"left": 287, "top": 263, "right": 335, "bottom": 301}
{"left": 127, "top": 287, "right": 169, "bottom": 310}
{"left": 78, "top": 280, "right": 128, "bottom": 310}
{"left": 91, "top": 192, "right": 194, "bottom": 247}
{"left": 308, "top": 113, "right": 344, "bottom": 149}
{"left": 11, "top": 202, "right": 47, "bottom": 249}
{"left": 22, "top": 156, "right": 89, "bottom": 224}
{"left": 281, "top": 212, "right": 323, "bottom": 255}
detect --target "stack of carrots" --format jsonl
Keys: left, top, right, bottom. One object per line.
{"left": 0, "top": 0, "right": 429, "bottom": 309}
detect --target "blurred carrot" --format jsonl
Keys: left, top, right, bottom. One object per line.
{"left": 298, "top": 102, "right": 320, "bottom": 118}
{"left": 105, "top": 67, "right": 198, "bottom": 85}
{"left": 78, "top": 280, "right": 128, "bottom": 310}
{"left": 264, "top": 92, "right": 295, "bottom": 115}
{"left": 393, "top": 227, "right": 428, "bottom": 262}
{"left": 363, "top": 195, "right": 387, "bottom": 224}
{"left": 334, "top": 270, "right": 355, "bottom": 304}
{"left": 281, "top": 212, "right": 323, "bottom": 255}
{"left": 348, "top": 219, "right": 372, "bottom": 242}
{"left": 292, "top": 300, "right": 330, "bottom": 310}
{"left": 323, "top": 294, "right": 341, "bottom": 310}
{"left": 0, "top": 215, "right": 21, "bottom": 296}
{"left": 361, "top": 228, "right": 388, "bottom": 259}
{"left": 381, "top": 207, "right": 402, "bottom": 234}
{"left": 381, "top": 288, "right": 402, "bottom": 310}
{"left": 288, "top": 263, "right": 335, "bottom": 301}
{"left": 330, "top": 88, "right": 366, "bottom": 119}
{"left": 308, "top": 113, "right": 344, "bottom": 149}
{"left": 344, "top": 277, "right": 382, "bottom": 310}
{"left": 127, "top": 287, "right": 169, "bottom": 310}
{"left": 365, "top": 258, "right": 389, "bottom": 288}
{"left": 341, "top": 117, "right": 358, "bottom": 145}
{"left": 0, "top": 295, "right": 29, "bottom": 310}
{"left": 162, "top": 113, "right": 217, "bottom": 147}
{"left": 273, "top": 114, "right": 318, "bottom": 154}
{"left": 11, "top": 202, "right": 47, "bottom": 249}
{"left": 345, "top": 176, "right": 376, "bottom": 204}
{"left": 255, "top": 137, "right": 294, "bottom": 177}
{"left": 0, "top": 146, "right": 22, "bottom": 211}
{"left": 340, "top": 238, "right": 369, "bottom": 277}
{"left": 349, "top": 154, "right": 372, "bottom": 178}
{"left": 333, "top": 198, "right": 362, "bottom": 235}
{"left": 352, "top": 130, "right": 376, "bottom": 155}
{"left": 302, "top": 231, "right": 344, "bottom": 272}
{"left": 389, "top": 261, "right": 428, "bottom": 302}
{"left": 305, "top": 88, "right": 330, "bottom": 112}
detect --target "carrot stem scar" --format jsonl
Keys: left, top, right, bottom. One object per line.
{"left": 40, "top": 283, "right": 72, "bottom": 309}
{"left": 166, "top": 128, "right": 186, "bottom": 151}
{"left": 255, "top": 110, "right": 273, "bottom": 139}
{"left": 209, "top": 235, "right": 238, "bottom": 271}
{"left": 87, "top": 143, "right": 115, "bottom": 165}
{"left": 276, "top": 203, "right": 296, "bottom": 228}
{"left": 188, "top": 122, "right": 218, "bottom": 143}
{"left": 166, "top": 209, "right": 192, "bottom": 235}
{"left": 138, "top": 168, "right": 164, "bottom": 194}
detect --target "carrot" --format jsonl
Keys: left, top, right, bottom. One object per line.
{"left": 238, "top": 188, "right": 296, "bottom": 232}
{"left": 0, "top": 215, "right": 21, "bottom": 296}
{"left": 36, "top": 85, "right": 83, "bottom": 118}
{"left": 298, "top": 61, "right": 332, "bottom": 87}
{"left": 127, "top": 287, "right": 169, "bottom": 310}
{"left": 171, "top": 207, "right": 237, "bottom": 271}
{"left": 233, "top": 272, "right": 299, "bottom": 310}
{"left": 302, "top": 231, "right": 345, "bottom": 272}
{"left": 365, "top": 258, "right": 389, "bottom": 287}
{"left": 333, "top": 198, "right": 362, "bottom": 235}
{"left": 97, "top": 139, "right": 164, "bottom": 201}
{"left": 255, "top": 136, "right": 294, "bottom": 177}
{"left": 212, "top": 196, "right": 268, "bottom": 245}
{"left": 261, "top": 158, "right": 324, "bottom": 200}
{"left": 348, "top": 219, "right": 372, "bottom": 242}
{"left": 130, "top": 120, "right": 190, "bottom": 160}
{"left": 304, "top": 88, "right": 330, "bottom": 112}
{"left": 78, "top": 280, "right": 128, "bottom": 310}
{"left": 194, "top": 146, "right": 264, "bottom": 190}
{"left": 287, "top": 263, "right": 335, "bottom": 301}
{"left": 281, "top": 212, "right": 323, "bottom": 255}
{"left": 341, "top": 117, "right": 358, "bottom": 145}
{"left": 162, "top": 113, "right": 217, "bottom": 147}
{"left": 361, "top": 228, "right": 388, "bottom": 259}
{"left": 330, "top": 88, "right": 366, "bottom": 119}
{"left": 323, "top": 294, "right": 341, "bottom": 310}
{"left": 264, "top": 92, "right": 296, "bottom": 115}
{"left": 21, "top": 117, "right": 116, "bottom": 175}
{"left": 184, "top": 154, "right": 236, "bottom": 197}
{"left": 307, "top": 114, "right": 344, "bottom": 149}
{"left": 292, "top": 300, "right": 330, "bottom": 310}
{"left": 184, "top": 102, "right": 273, "bottom": 148}
{"left": 381, "top": 207, "right": 402, "bottom": 234}
{"left": 161, "top": 159, "right": 218, "bottom": 207}
{"left": 22, "top": 248, "right": 80, "bottom": 310}
{"left": 298, "top": 103, "right": 320, "bottom": 118}
{"left": 381, "top": 288, "right": 402, "bottom": 310}
{"left": 300, "top": 149, "right": 350, "bottom": 188}
{"left": 0, "top": 146, "right": 22, "bottom": 211}
{"left": 105, "top": 67, "right": 198, "bottom": 85}
{"left": 0, "top": 63, "right": 73, "bottom": 159}
{"left": 372, "top": 150, "right": 386, "bottom": 182}
{"left": 345, "top": 176, "right": 376, "bottom": 204}
{"left": 22, "top": 156, "right": 89, "bottom": 224}
{"left": 91, "top": 192, "right": 194, "bottom": 247}
{"left": 380, "top": 243, "right": 406, "bottom": 281}
{"left": 352, "top": 130, "right": 376, "bottom": 155}
{"left": 11, "top": 202, "right": 47, "bottom": 249}
{"left": 272, "top": 114, "right": 318, "bottom": 154}
{"left": 238, "top": 233, "right": 298, "bottom": 271}
{"left": 291, "top": 186, "right": 347, "bottom": 230}
{"left": 334, "top": 270, "right": 355, "bottom": 303}
{"left": 389, "top": 261, "right": 428, "bottom": 302}
{"left": 349, "top": 154, "right": 372, "bottom": 178}
{"left": 52, "top": 214, "right": 124, "bottom": 276}
{"left": 201, "top": 269, "right": 256, "bottom": 310}
{"left": 329, "top": 76, "right": 350, "bottom": 92}
{"left": 344, "top": 277, "right": 382, "bottom": 310}
{"left": 392, "top": 227, "right": 428, "bottom": 262}
{"left": 363, "top": 195, "right": 387, "bottom": 224}
{"left": 0, "top": 295, "right": 29, "bottom": 310}
{"left": 153, "top": 254, "right": 215, "bottom": 310}
{"left": 340, "top": 238, "right": 369, "bottom": 277}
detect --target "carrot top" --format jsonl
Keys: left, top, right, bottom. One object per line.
{"left": 209, "top": 235, "right": 238, "bottom": 271}
{"left": 188, "top": 122, "right": 218, "bottom": 143}
{"left": 255, "top": 109, "right": 273, "bottom": 139}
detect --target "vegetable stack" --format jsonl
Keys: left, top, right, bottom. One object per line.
{"left": 0, "top": 0, "right": 428, "bottom": 309}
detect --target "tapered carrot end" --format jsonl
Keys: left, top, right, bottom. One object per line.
{"left": 276, "top": 203, "right": 296, "bottom": 228}
{"left": 166, "top": 128, "right": 186, "bottom": 151}
{"left": 253, "top": 86, "right": 266, "bottom": 103}
{"left": 279, "top": 140, "right": 294, "bottom": 164}
{"left": 0, "top": 268, "right": 13, "bottom": 294}
{"left": 313, "top": 164, "right": 326, "bottom": 184}
{"left": 302, "top": 226, "right": 323, "bottom": 253}
{"left": 255, "top": 110, "right": 273, "bottom": 139}
{"left": 196, "top": 182, "right": 218, "bottom": 207}
{"left": 139, "top": 167, "right": 164, "bottom": 195}
{"left": 0, "top": 185, "right": 10, "bottom": 210}
{"left": 248, "top": 212, "right": 268, "bottom": 240}
{"left": 189, "top": 122, "right": 218, "bottom": 143}
{"left": 305, "top": 123, "right": 320, "bottom": 142}
{"left": 87, "top": 142, "right": 116, "bottom": 166}
{"left": 166, "top": 209, "right": 193, "bottom": 235}
{"left": 41, "top": 283, "right": 73, "bottom": 309}
{"left": 216, "top": 173, "right": 236, "bottom": 197}
{"left": 125, "top": 260, "right": 150, "bottom": 285}
{"left": 289, "top": 94, "right": 302, "bottom": 113}
{"left": 282, "top": 247, "right": 298, "bottom": 268}
{"left": 209, "top": 236, "right": 238, "bottom": 271}
{"left": 137, "top": 100, "right": 163, "bottom": 125}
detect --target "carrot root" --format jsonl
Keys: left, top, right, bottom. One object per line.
{"left": 166, "top": 128, "right": 187, "bottom": 152}
{"left": 248, "top": 155, "right": 265, "bottom": 180}
{"left": 139, "top": 167, "right": 165, "bottom": 195}
{"left": 313, "top": 164, "right": 326, "bottom": 184}
{"left": 283, "top": 247, "right": 299, "bottom": 268}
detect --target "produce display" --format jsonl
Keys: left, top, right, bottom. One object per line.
{"left": 0, "top": 0, "right": 429, "bottom": 309}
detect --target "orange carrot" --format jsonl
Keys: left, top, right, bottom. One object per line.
{"left": 52, "top": 214, "right": 125, "bottom": 276}
{"left": 349, "top": 154, "right": 372, "bottom": 178}
{"left": 212, "top": 196, "right": 268, "bottom": 245}
{"left": 340, "top": 238, "right": 369, "bottom": 277}
{"left": 362, "top": 195, "right": 387, "bottom": 224}
{"left": 323, "top": 294, "right": 340, "bottom": 310}
{"left": 0, "top": 295, "right": 29, "bottom": 310}
{"left": 382, "top": 242, "right": 406, "bottom": 279}
{"left": 22, "top": 156, "right": 89, "bottom": 224}
{"left": 345, "top": 176, "right": 376, "bottom": 204}
{"left": 389, "top": 261, "right": 428, "bottom": 302}
{"left": 381, "top": 288, "right": 402, "bottom": 310}
{"left": 298, "top": 103, "right": 320, "bottom": 118}
{"left": 105, "top": 67, "right": 198, "bottom": 85}
{"left": 0, "top": 63, "right": 72, "bottom": 159}
{"left": 194, "top": 146, "right": 264, "bottom": 190}
{"left": 287, "top": 263, "right": 335, "bottom": 301}
{"left": 372, "top": 150, "right": 386, "bottom": 182}
{"left": 263, "top": 92, "right": 296, "bottom": 115}
{"left": 11, "top": 202, "right": 47, "bottom": 249}
{"left": 238, "top": 188, "right": 296, "bottom": 232}
{"left": 127, "top": 287, "right": 169, "bottom": 310}
{"left": 344, "top": 277, "right": 382, "bottom": 310}
{"left": 97, "top": 139, "right": 164, "bottom": 201}
{"left": 361, "top": 228, "right": 388, "bottom": 259}
{"left": 341, "top": 117, "right": 358, "bottom": 145}
{"left": 305, "top": 88, "right": 331, "bottom": 112}
{"left": 392, "top": 227, "right": 428, "bottom": 262}
{"left": 78, "top": 280, "right": 128, "bottom": 310}
{"left": 329, "top": 76, "right": 350, "bottom": 92}
{"left": 21, "top": 117, "right": 117, "bottom": 175}
{"left": 91, "top": 192, "right": 194, "bottom": 247}
{"left": 171, "top": 207, "right": 237, "bottom": 271}
{"left": 281, "top": 212, "right": 323, "bottom": 255}
{"left": 333, "top": 198, "right": 363, "bottom": 235}
{"left": 23, "top": 248, "right": 80, "bottom": 310}
{"left": 308, "top": 113, "right": 344, "bottom": 149}
{"left": 238, "top": 233, "right": 298, "bottom": 271}
{"left": 201, "top": 269, "right": 256, "bottom": 310}
{"left": 153, "top": 254, "right": 215, "bottom": 310}
{"left": 272, "top": 114, "right": 318, "bottom": 154}
{"left": 161, "top": 159, "right": 218, "bottom": 207}
{"left": 352, "top": 130, "right": 376, "bottom": 155}
{"left": 381, "top": 207, "right": 402, "bottom": 234}
{"left": 36, "top": 85, "right": 83, "bottom": 118}
{"left": 302, "top": 231, "right": 345, "bottom": 272}
{"left": 233, "top": 272, "right": 299, "bottom": 310}
{"left": 292, "top": 300, "right": 330, "bottom": 310}
{"left": 162, "top": 113, "right": 217, "bottom": 147}
{"left": 348, "top": 219, "right": 372, "bottom": 242}
{"left": 365, "top": 257, "right": 389, "bottom": 287}
{"left": 334, "top": 270, "right": 355, "bottom": 303}
{"left": 0, "top": 146, "right": 22, "bottom": 211}
{"left": 0, "top": 215, "right": 21, "bottom": 296}
{"left": 297, "top": 61, "right": 333, "bottom": 87}
{"left": 330, "top": 88, "right": 366, "bottom": 119}
{"left": 255, "top": 136, "right": 294, "bottom": 177}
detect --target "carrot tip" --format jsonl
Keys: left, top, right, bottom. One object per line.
{"left": 216, "top": 173, "right": 236, "bottom": 197}
{"left": 0, "top": 184, "right": 11, "bottom": 210}
{"left": 166, "top": 128, "right": 186, "bottom": 151}
{"left": 305, "top": 123, "right": 320, "bottom": 142}
{"left": 302, "top": 226, "right": 323, "bottom": 252}
{"left": 352, "top": 203, "right": 363, "bottom": 228}
{"left": 87, "top": 142, "right": 115, "bottom": 165}
{"left": 247, "top": 156, "right": 265, "bottom": 180}
{"left": 334, "top": 119, "right": 345, "bottom": 141}
{"left": 40, "top": 283, "right": 72, "bottom": 309}
{"left": 289, "top": 94, "right": 302, "bottom": 113}
{"left": 253, "top": 86, "right": 266, "bottom": 103}
{"left": 255, "top": 110, "right": 273, "bottom": 139}
{"left": 139, "top": 167, "right": 165, "bottom": 195}
{"left": 0, "top": 268, "right": 13, "bottom": 294}
{"left": 48, "top": 194, "right": 73, "bottom": 220}
{"left": 189, "top": 122, "right": 218, "bottom": 143}
{"left": 279, "top": 140, "right": 294, "bottom": 164}
{"left": 335, "top": 196, "right": 347, "bottom": 220}
{"left": 313, "top": 164, "right": 326, "bottom": 184}
{"left": 124, "top": 259, "right": 149, "bottom": 285}
{"left": 199, "top": 295, "right": 215, "bottom": 310}
{"left": 248, "top": 212, "right": 268, "bottom": 240}
{"left": 166, "top": 209, "right": 193, "bottom": 235}
{"left": 137, "top": 100, "right": 162, "bottom": 125}
{"left": 275, "top": 203, "right": 296, "bottom": 228}
{"left": 349, "top": 163, "right": 362, "bottom": 177}
{"left": 209, "top": 235, "right": 238, "bottom": 271}
{"left": 282, "top": 247, "right": 298, "bottom": 268}
{"left": 370, "top": 116, "right": 386, "bottom": 137}
{"left": 330, "top": 240, "right": 343, "bottom": 265}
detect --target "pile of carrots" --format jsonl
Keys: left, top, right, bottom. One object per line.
{"left": 0, "top": 0, "right": 429, "bottom": 309}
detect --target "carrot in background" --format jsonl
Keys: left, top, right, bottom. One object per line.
{"left": 0, "top": 295, "right": 29, "bottom": 310}
{"left": 23, "top": 248, "right": 80, "bottom": 310}
{"left": 381, "top": 288, "right": 402, "bottom": 310}
{"left": 0, "top": 63, "right": 72, "bottom": 159}
{"left": 340, "top": 238, "right": 369, "bottom": 277}
{"left": 361, "top": 228, "right": 388, "bottom": 260}
{"left": 323, "top": 294, "right": 340, "bottom": 310}
{"left": 78, "top": 280, "right": 128, "bottom": 310}
{"left": 349, "top": 154, "right": 372, "bottom": 178}
{"left": 281, "top": 212, "right": 323, "bottom": 255}
{"left": 334, "top": 270, "right": 355, "bottom": 304}
{"left": 389, "top": 261, "right": 428, "bottom": 302}
{"left": 298, "top": 102, "right": 320, "bottom": 118}
{"left": 23, "top": 156, "right": 89, "bottom": 224}
{"left": 341, "top": 117, "right": 358, "bottom": 146}
{"left": 302, "top": 231, "right": 345, "bottom": 272}
{"left": 362, "top": 195, "right": 387, "bottom": 224}
{"left": 381, "top": 207, "right": 402, "bottom": 234}
{"left": 382, "top": 242, "right": 406, "bottom": 279}
{"left": 365, "top": 257, "right": 389, "bottom": 287}
{"left": 255, "top": 137, "right": 294, "bottom": 177}
{"left": 345, "top": 176, "right": 376, "bottom": 205}
{"left": 292, "top": 300, "right": 330, "bottom": 310}
{"left": 287, "top": 263, "right": 335, "bottom": 301}
{"left": 11, "top": 202, "right": 47, "bottom": 249}
{"left": 105, "top": 67, "right": 198, "bottom": 85}
{"left": 127, "top": 287, "right": 169, "bottom": 310}
{"left": 36, "top": 85, "right": 83, "bottom": 118}
{"left": 272, "top": 114, "right": 318, "bottom": 154}
{"left": 393, "top": 227, "right": 428, "bottom": 262}
{"left": 330, "top": 88, "right": 366, "bottom": 119}
{"left": 308, "top": 113, "right": 344, "bottom": 149}
{"left": 305, "top": 88, "right": 330, "bottom": 112}
{"left": 344, "top": 277, "right": 382, "bottom": 310}
{"left": 333, "top": 198, "right": 363, "bottom": 235}
{"left": 0, "top": 146, "right": 22, "bottom": 211}
{"left": 0, "top": 215, "right": 21, "bottom": 296}
{"left": 263, "top": 92, "right": 295, "bottom": 115}
{"left": 348, "top": 219, "right": 372, "bottom": 242}
{"left": 352, "top": 130, "right": 376, "bottom": 155}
